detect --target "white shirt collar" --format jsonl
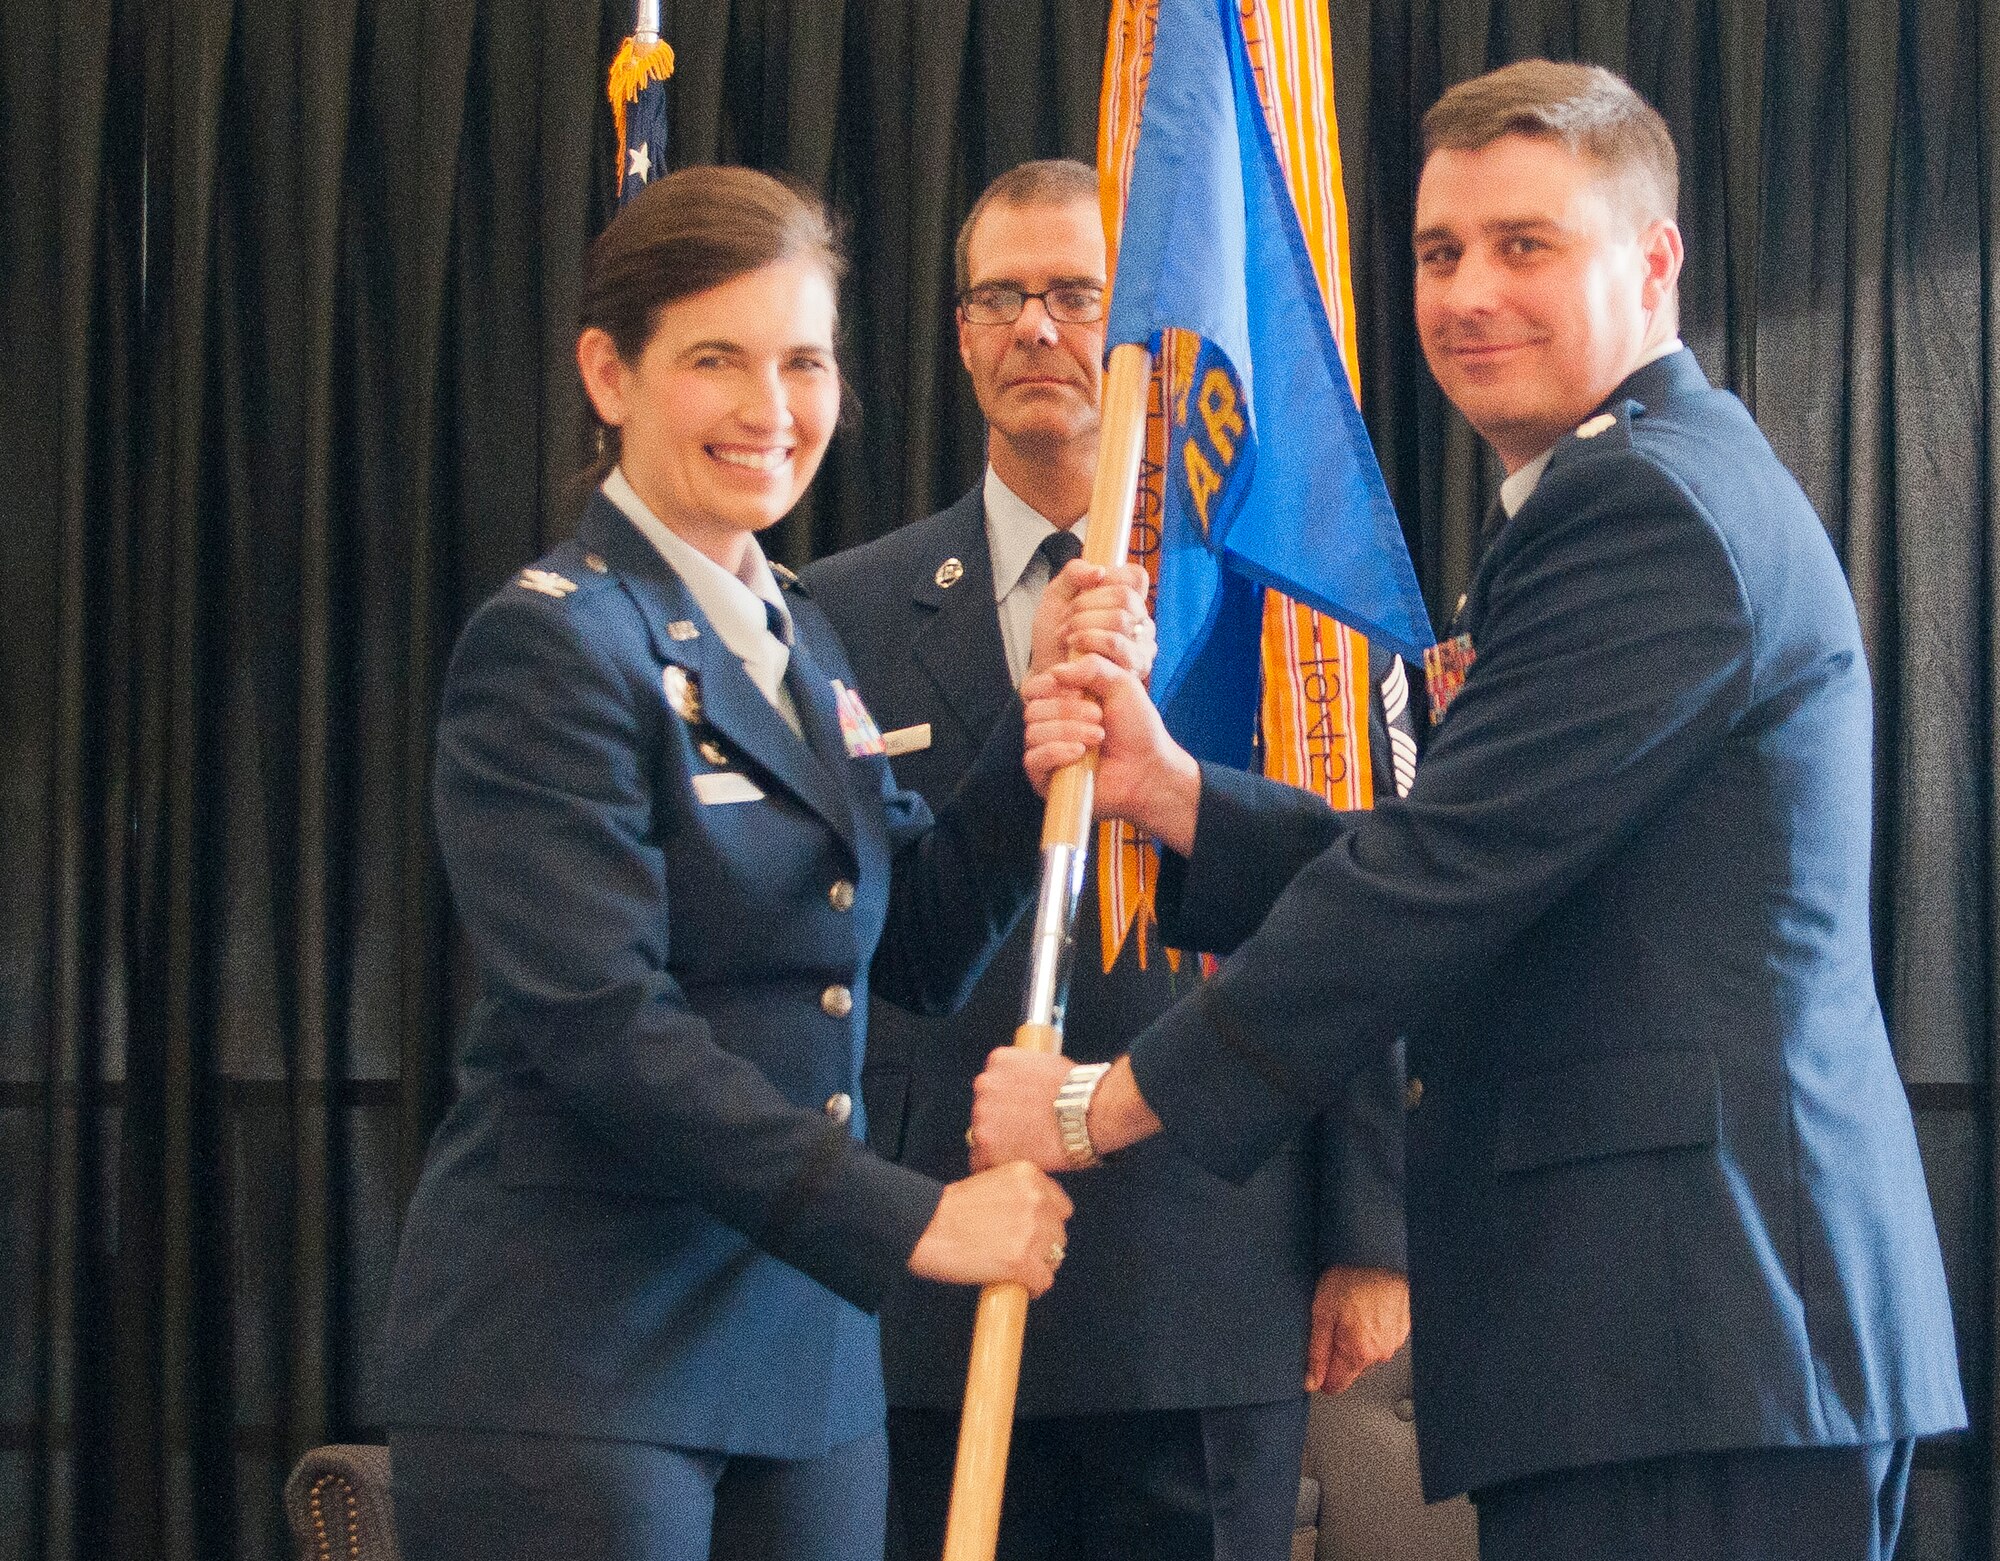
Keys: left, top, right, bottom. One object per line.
{"left": 1499, "top": 337, "right": 1686, "bottom": 518}
{"left": 982, "top": 466, "right": 1073, "bottom": 601}
{"left": 602, "top": 467, "right": 794, "bottom": 650}
{"left": 1498, "top": 448, "right": 1555, "bottom": 519}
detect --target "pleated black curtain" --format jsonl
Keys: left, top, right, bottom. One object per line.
{"left": 1, "top": 2, "right": 1990, "bottom": 1557}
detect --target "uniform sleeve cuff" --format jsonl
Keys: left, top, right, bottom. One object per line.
{"left": 759, "top": 1131, "right": 943, "bottom": 1312}
{"left": 1317, "top": 1167, "right": 1410, "bottom": 1274}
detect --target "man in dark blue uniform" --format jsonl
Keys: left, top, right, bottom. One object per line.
{"left": 970, "top": 66, "right": 1966, "bottom": 1561}
{"left": 806, "top": 160, "right": 1412, "bottom": 1561}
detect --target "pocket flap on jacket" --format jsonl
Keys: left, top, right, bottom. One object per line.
{"left": 1494, "top": 1050, "right": 1720, "bottom": 1174}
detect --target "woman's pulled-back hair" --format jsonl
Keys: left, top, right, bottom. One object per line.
{"left": 578, "top": 165, "right": 846, "bottom": 484}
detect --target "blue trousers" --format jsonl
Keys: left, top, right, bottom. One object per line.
{"left": 1473, "top": 1440, "right": 1915, "bottom": 1561}
{"left": 885, "top": 1398, "right": 1309, "bottom": 1561}
{"left": 389, "top": 1424, "right": 888, "bottom": 1561}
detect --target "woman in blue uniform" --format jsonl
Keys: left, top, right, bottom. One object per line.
{"left": 382, "top": 166, "right": 1148, "bottom": 1561}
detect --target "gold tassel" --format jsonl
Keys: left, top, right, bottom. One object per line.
{"left": 608, "top": 37, "right": 677, "bottom": 195}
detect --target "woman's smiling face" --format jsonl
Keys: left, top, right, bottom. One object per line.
{"left": 582, "top": 255, "right": 840, "bottom": 567}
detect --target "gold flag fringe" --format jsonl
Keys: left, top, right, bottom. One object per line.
{"left": 609, "top": 37, "right": 677, "bottom": 196}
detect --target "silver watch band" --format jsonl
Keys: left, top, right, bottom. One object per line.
{"left": 1053, "top": 1062, "right": 1112, "bottom": 1170}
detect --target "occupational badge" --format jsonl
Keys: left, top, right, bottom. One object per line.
{"left": 832, "top": 680, "right": 887, "bottom": 757}
{"left": 1422, "top": 633, "right": 1476, "bottom": 724}
{"left": 663, "top": 664, "right": 703, "bottom": 723}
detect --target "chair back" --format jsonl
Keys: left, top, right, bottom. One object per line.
{"left": 284, "top": 1444, "right": 401, "bottom": 1561}
{"left": 1303, "top": 1344, "right": 1478, "bottom": 1561}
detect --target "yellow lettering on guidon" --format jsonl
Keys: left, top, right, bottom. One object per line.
{"left": 1185, "top": 442, "right": 1223, "bottom": 527}
{"left": 1182, "top": 365, "right": 1246, "bottom": 530}
{"left": 1198, "top": 368, "right": 1244, "bottom": 462}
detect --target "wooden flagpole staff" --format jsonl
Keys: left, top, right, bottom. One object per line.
{"left": 939, "top": 341, "right": 1156, "bottom": 1561}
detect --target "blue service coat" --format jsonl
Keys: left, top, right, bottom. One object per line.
{"left": 382, "top": 494, "right": 1043, "bottom": 1459}
{"left": 804, "top": 489, "right": 1406, "bottom": 1418}
{"left": 1128, "top": 351, "right": 1966, "bottom": 1499}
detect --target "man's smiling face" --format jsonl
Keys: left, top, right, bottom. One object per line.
{"left": 1413, "top": 132, "right": 1680, "bottom": 472}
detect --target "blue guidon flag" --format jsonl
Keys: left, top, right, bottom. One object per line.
{"left": 609, "top": 12, "right": 675, "bottom": 207}
{"left": 1106, "top": 0, "right": 1433, "bottom": 768}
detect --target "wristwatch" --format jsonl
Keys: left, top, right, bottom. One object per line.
{"left": 1053, "top": 1062, "right": 1112, "bottom": 1170}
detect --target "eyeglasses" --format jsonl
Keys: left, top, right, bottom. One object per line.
{"left": 958, "top": 283, "right": 1107, "bottom": 325}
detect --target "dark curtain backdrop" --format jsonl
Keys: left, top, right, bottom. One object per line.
{"left": 2, "top": 1, "right": 1990, "bottom": 1557}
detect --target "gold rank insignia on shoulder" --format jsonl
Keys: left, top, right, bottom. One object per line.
{"left": 1575, "top": 412, "right": 1618, "bottom": 439}
{"left": 935, "top": 557, "right": 964, "bottom": 589}
{"left": 518, "top": 568, "right": 578, "bottom": 598}
{"left": 666, "top": 620, "right": 700, "bottom": 641}
{"left": 663, "top": 664, "right": 703, "bottom": 723}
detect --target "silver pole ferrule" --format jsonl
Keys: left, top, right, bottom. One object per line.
{"left": 635, "top": 0, "right": 661, "bottom": 43}
{"left": 1020, "top": 840, "right": 1089, "bottom": 1031}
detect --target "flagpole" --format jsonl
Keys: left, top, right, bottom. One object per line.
{"left": 938, "top": 341, "right": 1154, "bottom": 1561}
{"left": 634, "top": 0, "right": 659, "bottom": 44}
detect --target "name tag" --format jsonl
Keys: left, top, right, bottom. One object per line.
{"left": 882, "top": 722, "right": 932, "bottom": 758}
{"left": 692, "top": 771, "right": 765, "bottom": 806}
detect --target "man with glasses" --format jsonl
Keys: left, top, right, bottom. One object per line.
{"left": 806, "top": 159, "right": 1412, "bottom": 1561}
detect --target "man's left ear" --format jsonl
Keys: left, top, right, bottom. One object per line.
{"left": 1641, "top": 219, "right": 1685, "bottom": 309}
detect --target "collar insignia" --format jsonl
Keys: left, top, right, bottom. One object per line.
{"left": 518, "top": 568, "right": 577, "bottom": 598}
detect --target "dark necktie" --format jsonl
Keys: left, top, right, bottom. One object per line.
{"left": 1018, "top": 529, "right": 1087, "bottom": 688}
{"left": 1038, "top": 527, "right": 1084, "bottom": 578}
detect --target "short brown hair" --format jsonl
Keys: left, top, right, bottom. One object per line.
{"left": 579, "top": 166, "right": 846, "bottom": 479}
{"left": 1421, "top": 60, "right": 1678, "bottom": 223}
{"left": 953, "top": 159, "right": 1100, "bottom": 294}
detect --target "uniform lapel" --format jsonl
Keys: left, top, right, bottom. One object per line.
{"left": 910, "top": 488, "right": 1013, "bottom": 745}
{"left": 785, "top": 634, "right": 861, "bottom": 785}
{"left": 579, "top": 498, "right": 858, "bottom": 852}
